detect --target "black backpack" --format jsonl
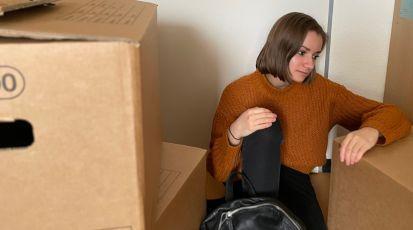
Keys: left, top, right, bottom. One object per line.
{"left": 200, "top": 172, "right": 306, "bottom": 230}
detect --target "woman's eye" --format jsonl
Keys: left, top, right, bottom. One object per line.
{"left": 313, "top": 55, "right": 320, "bottom": 60}
{"left": 298, "top": 50, "right": 305, "bottom": 56}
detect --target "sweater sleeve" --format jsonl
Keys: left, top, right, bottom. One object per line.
{"left": 331, "top": 82, "right": 411, "bottom": 145}
{"left": 207, "top": 87, "right": 243, "bottom": 182}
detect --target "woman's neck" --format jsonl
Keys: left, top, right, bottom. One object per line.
{"left": 265, "top": 74, "right": 290, "bottom": 89}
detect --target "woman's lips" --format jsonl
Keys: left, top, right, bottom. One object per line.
{"left": 297, "top": 70, "right": 310, "bottom": 75}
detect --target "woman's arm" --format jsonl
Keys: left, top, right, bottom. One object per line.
{"left": 331, "top": 82, "right": 411, "bottom": 165}
{"left": 207, "top": 85, "right": 277, "bottom": 182}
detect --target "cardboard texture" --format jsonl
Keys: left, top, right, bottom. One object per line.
{"left": 206, "top": 171, "right": 225, "bottom": 200}
{"left": 0, "top": 0, "right": 161, "bottom": 229}
{"left": 0, "top": 0, "right": 57, "bottom": 15}
{"left": 384, "top": 0, "right": 413, "bottom": 121}
{"left": 310, "top": 173, "right": 330, "bottom": 222}
{"left": 328, "top": 130, "right": 413, "bottom": 229}
{"left": 155, "top": 142, "right": 207, "bottom": 230}
{"left": 0, "top": 0, "right": 155, "bottom": 42}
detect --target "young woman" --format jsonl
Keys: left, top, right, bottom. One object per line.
{"left": 207, "top": 12, "right": 411, "bottom": 229}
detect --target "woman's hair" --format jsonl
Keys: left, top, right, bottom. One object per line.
{"left": 256, "top": 12, "right": 327, "bottom": 84}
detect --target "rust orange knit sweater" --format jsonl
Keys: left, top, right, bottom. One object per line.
{"left": 207, "top": 71, "right": 411, "bottom": 182}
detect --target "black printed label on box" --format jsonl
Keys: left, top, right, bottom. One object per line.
{"left": 0, "top": 66, "right": 25, "bottom": 100}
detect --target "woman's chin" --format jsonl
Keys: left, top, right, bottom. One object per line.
{"left": 292, "top": 76, "right": 307, "bottom": 83}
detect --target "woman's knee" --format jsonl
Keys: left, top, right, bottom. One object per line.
{"left": 245, "top": 121, "right": 282, "bottom": 143}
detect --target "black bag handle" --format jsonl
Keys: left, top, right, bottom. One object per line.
{"left": 225, "top": 171, "right": 256, "bottom": 201}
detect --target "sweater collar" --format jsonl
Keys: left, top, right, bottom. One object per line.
{"left": 255, "top": 70, "right": 300, "bottom": 93}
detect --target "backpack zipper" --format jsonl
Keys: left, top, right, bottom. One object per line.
{"left": 219, "top": 203, "right": 303, "bottom": 230}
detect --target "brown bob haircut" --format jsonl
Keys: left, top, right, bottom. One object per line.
{"left": 256, "top": 12, "right": 327, "bottom": 84}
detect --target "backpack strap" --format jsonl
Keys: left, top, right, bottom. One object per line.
{"left": 225, "top": 171, "right": 256, "bottom": 201}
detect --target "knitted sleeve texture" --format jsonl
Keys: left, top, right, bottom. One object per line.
{"left": 207, "top": 85, "right": 244, "bottom": 182}
{"left": 330, "top": 82, "right": 411, "bottom": 145}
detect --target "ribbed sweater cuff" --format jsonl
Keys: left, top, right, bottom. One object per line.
{"left": 360, "top": 119, "right": 411, "bottom": 145}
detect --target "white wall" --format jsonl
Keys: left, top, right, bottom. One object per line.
{"left": 328, "top": 0, "right": 395, "bottom": 101}
{"left": 145, "top": 0, "right": 329, "bottom": 148}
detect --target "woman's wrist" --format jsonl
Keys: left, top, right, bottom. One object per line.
{"left": 228, "top": 127, "right": 241, "bottom": 140}
{"left": 228, "top": 124, "right": 242, "bottom": 146}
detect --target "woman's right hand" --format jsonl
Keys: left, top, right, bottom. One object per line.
{"left": 228, "top": 107, "right": 277, "bottom": 146}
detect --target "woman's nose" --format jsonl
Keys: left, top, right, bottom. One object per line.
{"left": 304, "top": 56, "right": 315, "bottom": 69}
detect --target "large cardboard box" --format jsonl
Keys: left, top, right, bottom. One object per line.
{"left": 328, "top": 130, "right": 413, "bottom": 229}
{"left": 155, "top": 142, "right": 207, "bottom": 230}
{"left": 384, "top": 0, "right": 413, "bottom": 121}
{"left": 0, "top": 0, "right": 161, "bottom": 229}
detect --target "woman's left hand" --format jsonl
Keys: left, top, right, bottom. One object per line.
{"left": 339, "top": 127, "right": 380, "bottom": 166}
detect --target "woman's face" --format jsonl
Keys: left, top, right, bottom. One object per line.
{"left": 288, "top": 31, "right": 323, "bottom": 83}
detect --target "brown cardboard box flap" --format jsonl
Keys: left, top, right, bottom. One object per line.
{"left": 384, "top": 0, "right": 413, "bottom": 122}
{"left": 155, "top": 142, "right": 206, "bottom": 230}
{"left": 0, "top": 0, "right": 58, "bottom": 15}
{"left": 334, "top": 128, "right": 413, "bottom": 192}
{"left": 310, "top": 173, "right": 330, "bottom": 222}
{"left": 0, "top": 0, "right": 156, "bottom": 42}
{"left": 156, "top": 142, "right": 206, "bottom": 219}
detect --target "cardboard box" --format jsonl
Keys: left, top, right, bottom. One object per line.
{"left": 328, "top": 130, "right": 413, "bottom": 229}
{"left": 310, "top": 173, "right": 330, "bottom": 222}
{"left": 155, "top": 142, "right": 206, "bottom": 230}
{"left": 0, "top": 0, "right": 161, "bottom": 229}
{"left": 384, "top": 0, "right": 413, "bottom": 121}
{"left": 0, "top": 0, "right": 57, "bottom": 16}
{"left": 206, "top": 171, "right": 226, "bottom": 200}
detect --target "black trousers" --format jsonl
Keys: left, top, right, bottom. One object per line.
{"left": 207, "top": 122, "right": 327, "bottom": 230}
